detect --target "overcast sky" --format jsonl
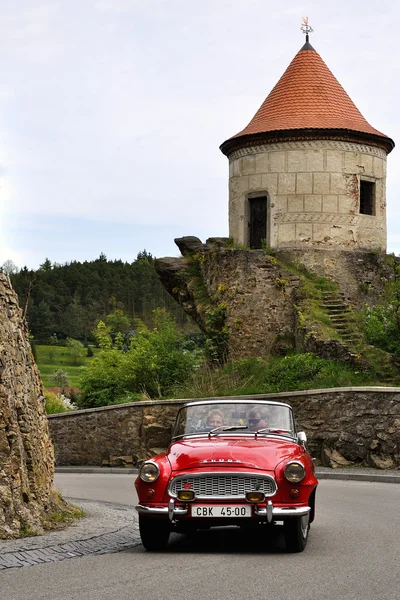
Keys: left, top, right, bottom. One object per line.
{"left": 1, "top": 0, "right": 399, "bottom": 269}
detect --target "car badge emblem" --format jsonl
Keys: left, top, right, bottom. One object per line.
{"left": 202, "top": 459, "right": 242, "bottom": 463}
{"left": 183, "top": 482, "right": 192, "bottom": 489}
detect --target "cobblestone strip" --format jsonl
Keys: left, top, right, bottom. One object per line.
{"left": 0, "top": 525, "right": 141, "bottom": 570}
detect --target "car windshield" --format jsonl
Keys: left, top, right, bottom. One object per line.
{"left": 172, "top": 401, "right": 295, "bottom": 439}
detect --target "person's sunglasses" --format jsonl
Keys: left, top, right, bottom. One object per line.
{"left": 248, "top": 418, "right": 262, "bottom": 424}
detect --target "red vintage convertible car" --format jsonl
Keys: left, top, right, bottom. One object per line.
{"left": 135, "top": 399, "right": 318, "bottom": 552}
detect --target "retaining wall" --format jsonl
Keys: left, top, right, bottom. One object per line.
{"left": 47, "top": 387, "right": 400, "bottom": 469}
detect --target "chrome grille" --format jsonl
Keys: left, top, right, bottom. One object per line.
{"left": 169, "top": 473, "right": 276, "bottom": 499}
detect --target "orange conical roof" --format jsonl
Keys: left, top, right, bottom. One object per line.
{"left": 220, "top": 41, "right": 394, "bottom": 155}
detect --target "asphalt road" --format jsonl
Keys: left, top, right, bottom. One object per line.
{"left": 2, "top": 474, "right": 399, "bottom": 600}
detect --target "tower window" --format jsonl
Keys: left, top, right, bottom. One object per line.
{"left": 359, "top": 180, "right": 375, "bottom": 215}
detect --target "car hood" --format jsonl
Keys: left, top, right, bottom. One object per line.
{"left": 167, "top": 436, "right": 300, "bottom": 472}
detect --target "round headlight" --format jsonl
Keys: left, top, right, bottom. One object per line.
{"left": 139, "top": 461, "right": 160, "bottom": 483}
{"left": 284, "top": 461, "right": 305, "bottom": 483}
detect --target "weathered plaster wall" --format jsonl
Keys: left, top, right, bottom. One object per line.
{"left": 47, "top": 388, "right": 400, "bottom": 469}
{"left": 0, "top": 273, "right": 55, "bottom": 538}
{"left": 228, "top": 140, "right": 387, "bottom": 251}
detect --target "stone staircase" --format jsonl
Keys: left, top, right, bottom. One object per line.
{"left": 321, "top": 291, "right": 362, "bottom": 347}
{"left": 321, "top": 290, "right": 400, "bottom": 384}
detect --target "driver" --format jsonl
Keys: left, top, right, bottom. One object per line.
{"left": 206, "top": 409, "right": 224, "bottom": 429}
{"left": 247, "top": 407, "right": 269, "bottom": 431}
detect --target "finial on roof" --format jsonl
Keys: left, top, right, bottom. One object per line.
{"left": 300, "top": 16, "right": 313, "bottom": 43}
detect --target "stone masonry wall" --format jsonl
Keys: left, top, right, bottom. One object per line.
{"left": 228, "top": 140, "right": 387, "bottom": 251}
{"left": 278, "top": 247, "right": 391, "bottom": 308}
{"left": 47, "top": 388, "right": 400, "bottom": 469}
{"left": 200, "top": 248, "right": 300, "bottom": 357}
{"left": 156, "top": 243, "right": 392, "bottom": 359}
{"left": 0, "top": 273, "right": 55, "bottom": 538}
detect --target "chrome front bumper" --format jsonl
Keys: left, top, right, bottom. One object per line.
{"left": 136, "top": 499, "right": 310, "bottom": 523}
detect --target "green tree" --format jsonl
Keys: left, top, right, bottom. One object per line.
{"left": 93, "top": 321, "right": 112, "bottom": 349}
{"left": 115, "top": 332, "right": 124, "bottom": 349}
{"left": 106, "top": 308, "right": 131, "bottom": 335}
{"left": 66, "top": 338, "right": 86, "bottom": 365}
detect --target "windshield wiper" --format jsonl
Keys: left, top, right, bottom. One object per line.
{"left": 255, "top": 428, "right": 293, "bottom": 437}
{"left": 209, "top": 425, "right": 248, "bottom": 437}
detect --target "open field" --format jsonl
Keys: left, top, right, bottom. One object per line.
{"left": 36, "top": 345, "right": 97, "bottom": 388}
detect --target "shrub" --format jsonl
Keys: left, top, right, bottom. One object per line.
{"left": 78, "top": 310, "right": 200, "bottom": 408}
{"left": 363, "top": 304, "right": 400, "bottom": 355}
{"left": 49, "top": 369, "right": 70, "bottom": 390}
{"left": 44, "top": 391, "right": 73, "bottom": 414}
{"left": 262, "top": 353, "right": 327, "bottom": 392}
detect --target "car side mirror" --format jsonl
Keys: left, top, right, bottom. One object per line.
{"left": 297, "top": 431, "right": 307, "bottom": 446}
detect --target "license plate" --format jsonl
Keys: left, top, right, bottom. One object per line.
{"left": 191, "top": 505, "right": 251, "bottom": 518}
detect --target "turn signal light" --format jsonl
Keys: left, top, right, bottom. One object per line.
{"left": 177, "top": 490, "right": 195, "bottom": 501}
{"left": 246, "top": 491, "right": 265, "bottom": 503}
{"left": 289, "top": 488, "right": 300, "bottom": 499}
{"left": 146, "top": 488, "right": 155, "bottom": 499}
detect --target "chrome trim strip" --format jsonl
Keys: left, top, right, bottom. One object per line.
{"left": 182, "top": 400, "right": 293, "bottom": 410}
{"left": 255, "top": 505, "right": 311, "bottom": 518}
{"left": 135, "top": 504, "right": 188, "bottom": 516}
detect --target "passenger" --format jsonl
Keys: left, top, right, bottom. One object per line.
{"left": 206, "top": 409, "right": 224, "bottom": 429}
{"left": 247, "top": 407, "right": 269, "bottom": 431}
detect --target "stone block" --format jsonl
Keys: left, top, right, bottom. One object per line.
{"left": 304, "top": 195, "right": 322, "bottom": 212}
{"left": 278, "top": 223, "right": 296, "bottom": 242}
{"left": 306, "top": 149, "right": 324, "bottom": 172}
{"left": 312, "top": 223, "right": 332, "bottom": 243}
{"left": 255, "top": 153, "right": 270, "bottom": 174}
{"left": 274, "top": 195, "right": 287, "bottom": 213}
{"left": 230, "top": 176, "right": 249, "bottom": 198}
{"left": 287, "top": 195, "right": 304, "bottom": 212}
{"left": 269, "top": 151, "right": 286, "bottom": 172}
{"left": 313, "top": 172, "right": 330, "bottom": 194}
{"left": 287, "top": 150, "right": 306, "bottom": 172}
{"left": 296, "top": 172, "right": 313, "bottom": 194}
{"left": 229, "top": 162, "right": 234, "bottom": 178}
{"left": 358, "top": 153, "right": 373, "bottom": 175}
{"left": 322, "top": 195, "right": 339, "bottom": 213}
{"left": 326, "top": 150, "right": 343, "bottom": 172}
{"left": 278, "top": 173, "right": 296, "bottom": 194}
{"left": 232, "top": 159, "right": 241, "bottom": 177}
{"left": 248, "top": 174, "right": 262, "bottom": 191}
{"left": 241, "top": 155, "right": 256, "bottom": 175}
{"left": 338, "top": 194, "right": 356, "bottom": 213}
{"left": 261, "top": 173, "right": 278, "bottom": 195}
{"left": 373, "top": 157, "right": 384, "bottom": 178}
{"left": 330, "top": 173, "right": 347, "bottom": 194}
{"left": 296, "top": 222, "right": 313, "bottom": 242}
{"left": 344, "top": 151, "right": 359, "bottom": 173}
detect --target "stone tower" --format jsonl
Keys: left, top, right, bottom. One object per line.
{"left": 220, "top": 37, "right": 394, "bottom": 252}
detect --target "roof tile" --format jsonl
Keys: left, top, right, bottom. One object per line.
{"left": 228, "top": 44, "right": 390, "bottom": 142}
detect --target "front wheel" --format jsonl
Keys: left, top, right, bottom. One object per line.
{"left": 283, "top": 514, "right": 310, "bottom": 553}
{"left": 139, "top": 517, "right": 170, "bottom": 551}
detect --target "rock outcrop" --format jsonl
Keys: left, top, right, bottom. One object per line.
{"left": 0, "top": 273, "right": 57, "bottom": 538}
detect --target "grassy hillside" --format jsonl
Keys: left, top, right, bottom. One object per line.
{"left": 36, "top": 345, "right": 97, "bottom": 388}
